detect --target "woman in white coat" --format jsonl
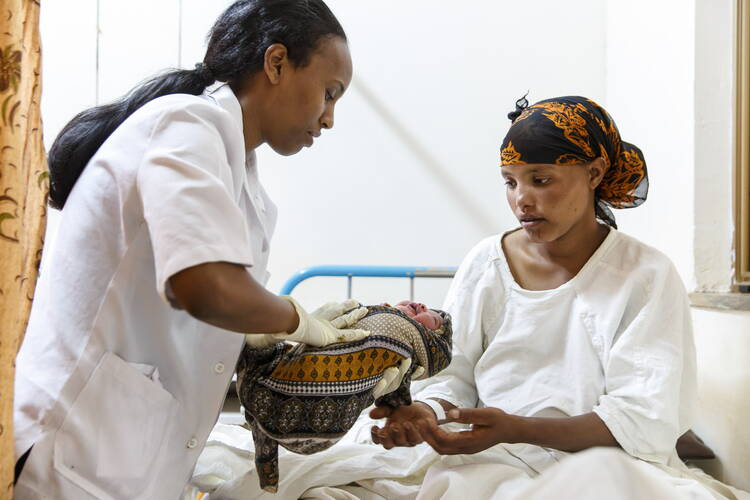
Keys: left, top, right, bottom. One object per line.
{"left": 13, "top": 1, "right": 408, "bottom": 498}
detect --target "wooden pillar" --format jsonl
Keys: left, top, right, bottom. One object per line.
{"left": 0, "top": 1, "right": 47, "bottom": 497}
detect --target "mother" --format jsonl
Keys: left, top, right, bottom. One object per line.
{"left": 369, "top": 96, "right": 736, "bottom": 498}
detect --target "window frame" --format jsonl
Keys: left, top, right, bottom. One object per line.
{"left": 736, "top": 0, "right": 750, "bottom": 287}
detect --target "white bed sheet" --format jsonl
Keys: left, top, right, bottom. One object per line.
{"left": 191, "top": 414, "right": 750, "bottom": 500}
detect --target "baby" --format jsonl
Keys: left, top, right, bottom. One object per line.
{"left": 236, "top": 301, "right": 452, "bottom": 492}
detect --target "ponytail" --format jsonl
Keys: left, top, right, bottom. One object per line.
{"left": 48, "top": 0, "right": 346, "bottom": 209}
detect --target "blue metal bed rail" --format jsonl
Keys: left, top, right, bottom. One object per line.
{"left": 279, "top": 265, "right": 457, "bottom": 300}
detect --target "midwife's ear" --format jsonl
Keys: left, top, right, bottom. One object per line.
{"left": 263, "top": 43, "right": 290, "bottom": 85}
{"left": 588, "top": 157, "right": 607, "bottom": 190}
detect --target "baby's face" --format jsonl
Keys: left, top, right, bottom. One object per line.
{"left": 392, "top": 301, "right": 443, "bottom": 330}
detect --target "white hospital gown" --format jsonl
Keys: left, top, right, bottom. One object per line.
{"left": 414, "top": 228, "right": 695, "bottom": 464}
{"left": 194, "top": 229, "right": 750, "bottom": 500}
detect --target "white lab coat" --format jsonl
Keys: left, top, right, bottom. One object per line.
{"left": 13, "top": 83, "right": 277, "bottom": 500}
{"left": 187, "top": 229, "right": 748, "bottom": 499}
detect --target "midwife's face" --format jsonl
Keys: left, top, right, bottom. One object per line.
{"left": 263, "top": 36, "right": 353, "bottom": 155}
{"left": 501, "top": 163, "right": 595, "bottom": 243}
{"left": 393, "top": 301, "right": 443, "bottom": 330}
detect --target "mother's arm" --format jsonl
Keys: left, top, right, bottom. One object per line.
{"left": 414, "top": 407, "right": 617, "bottom": 455}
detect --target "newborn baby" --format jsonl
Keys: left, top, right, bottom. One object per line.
{"left": 236, "top": 301, "right": 453, "bottom": 492}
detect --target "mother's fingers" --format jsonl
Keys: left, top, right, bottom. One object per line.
{"left": 369, "top": 406, "right": 393, "bottom": 419}
{"left": 385, "top": 423, "right": 410, "bottom": 447}
{"left": 370, "top": 426, "right": 383, "bottom": 445}
{"left": 371, "top": 425, "right": 395, "bottom": 449}
{"left": 371, "top": 425, "right": 383, "bottom": 445}
{"left": 420, "top": 425, "right": 482, "bottom": 455}
{"left": 402, "top": 422, "right": 424, "bottom": 445}
{"left": 371, "top": 423, "right": 423, "bottom": 449}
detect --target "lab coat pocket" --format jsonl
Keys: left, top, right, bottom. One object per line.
{"left": 53, "top": 351, "right": 177, "bottom": 499}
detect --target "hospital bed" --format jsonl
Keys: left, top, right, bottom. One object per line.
{"left": 219, "top": 265, "right": 457, "bottom": 425}
{"left": 201, "top": 266, "right": 729, "bottom": 499}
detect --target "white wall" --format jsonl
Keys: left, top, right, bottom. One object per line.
{"left": 604, "top": 0, "right": 696, "bottom": 284}
{"left": 604, "top": 0, "right": 750, "bottom": 490}
{"left": 261, "top": 0, "right": 607, "bottom": 306}
{"left": 692, "top": 307, "right": 750, "bottom": 489}
{"left": 40, "top": 0, "right": 607, "bottom": 307}
{"left": 691, "top": 0, "right": 750, "bottom": 490}
{"left": 694, "top": 0, "right": 737, "bottom": 292}
{"left": 39, "top": 0, "right": 98, "bottom": 252}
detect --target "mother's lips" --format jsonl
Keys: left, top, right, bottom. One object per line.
{"left": 520, "top": 217, "right": 545, "bottom": 228}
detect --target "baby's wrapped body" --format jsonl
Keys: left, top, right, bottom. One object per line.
{"left": 236, "top": 304, "right": 453, "bottom": 492}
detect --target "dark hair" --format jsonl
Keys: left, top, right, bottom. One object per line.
{"left": 507, "top": 92, "right": 529, "bottom": 122}
{"left": 48, "top": 0, "right": 347, "bottom": 209}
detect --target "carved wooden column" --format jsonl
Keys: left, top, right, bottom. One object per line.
{"left": 0, "top": 1, "right": 46, "bottom": 497}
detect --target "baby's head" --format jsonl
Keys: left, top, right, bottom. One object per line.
{"left": 386, "top": 300, "right": 443, "bottom": 330}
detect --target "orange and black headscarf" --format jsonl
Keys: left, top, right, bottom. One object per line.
{"left": 500, "top": 95, "right": 648, "bottom": 228}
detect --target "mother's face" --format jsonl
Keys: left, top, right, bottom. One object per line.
{"left": 501, "top": 160, "right": 605, "bottom": 243}
{"left": 262, "top": 36, "right": 353, "bottom": 155}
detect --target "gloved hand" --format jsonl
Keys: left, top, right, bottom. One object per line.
{"left": 245, "top": 298, "right": 369, "bottom": 348}
{"left": 244, "top": 332, "right": 282, "bottom": 348}
{"left": 310, "top": 299, "right": 369, "bottom": 329}
{"left": 373, "top": 358, "right": 426, "bottom": 399}
{"left": 272, "top": 296, "right": 370, "bottom": 347}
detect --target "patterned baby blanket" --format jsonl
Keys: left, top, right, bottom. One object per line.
{"left": 235, "top": 304, "right": 453, "bottom": 492}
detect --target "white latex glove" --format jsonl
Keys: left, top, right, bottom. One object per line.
{"left": 372, "top": 358, "right": 426, "bottom": 399}
{"left": 272, "top": 296, "right": 370, "bottom": 347}
{"left": 310, "top": 299, "right": 369, "bottom": 329}
{"left": 245, "top": 299, "right": 368, "bottom": 348}
{"left": 244, "top": 333, "right": 281, "bottom": 348}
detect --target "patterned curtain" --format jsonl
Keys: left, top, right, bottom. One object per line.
{"left": 0, "top": 0, "right": 47, "bottom": 496}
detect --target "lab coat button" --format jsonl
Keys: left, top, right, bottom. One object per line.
{"left": 187, "top": 438, "right": 198, "bottom": 449}
{"left": 214, "top": 362, "right": 225, "bottom": 374}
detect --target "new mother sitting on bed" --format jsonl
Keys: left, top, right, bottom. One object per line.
{"left": 365, "top": 96, "right": 748, "bottom": 499}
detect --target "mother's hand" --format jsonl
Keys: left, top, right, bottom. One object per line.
{"left": 419, "top": 407, "right": 519, "bottom": 455}
{"left": 369, "top": 403, "right": 436, "bottom": 449}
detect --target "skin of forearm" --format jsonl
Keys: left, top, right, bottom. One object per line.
{"left": 512, "top": 411, "right": 619, "bottom": 452}
{"left": 168, "top": 262, "right": 299, "bottom": 334}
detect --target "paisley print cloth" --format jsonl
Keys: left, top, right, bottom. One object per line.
{"left": 501, "top": 95, "right": 648, "bottom": 227}
{"left": 236, "top": 305, "right": 453, "bottom": 492}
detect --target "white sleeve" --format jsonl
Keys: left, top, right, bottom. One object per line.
{"left": 592, "top": 261, "right": 697, "bottom": 464}
{"left": 137, "top": 104, "right": 254, "bottom": 302}
{"left": 412, "top": 240, "right": 500, "bottom": 409}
